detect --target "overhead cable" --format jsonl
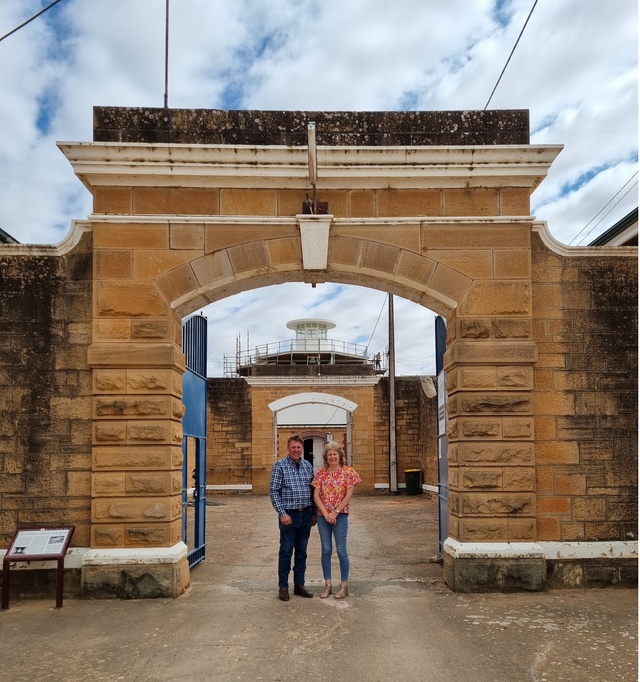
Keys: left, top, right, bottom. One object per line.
{"left": 484, "top": 0, "right": 539, "bottom": 110}
{"left": 569, "top": 171, "right": 638, "bottom": 244}
{"left": 570, "top": 173, "right": 639, "bottom": 245}
{"left": 365, "top": 294, "right": 388, "bottom": 352}
{"left": 0, "top": 0, "right": 65, "bottom": 44}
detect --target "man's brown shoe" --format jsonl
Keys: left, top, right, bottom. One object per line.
{"left": 293, "top": 585, "right": 313, "bottom": 598}
{"left": 278, "top": 588, "right": 290, "bottom": 601}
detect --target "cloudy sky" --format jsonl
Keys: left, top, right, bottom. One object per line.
{"left": 0, "top": 0, "right": 637, "bottom": 376}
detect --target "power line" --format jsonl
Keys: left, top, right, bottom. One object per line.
{"left": 484, "top": 0, "right": 539, "bottom": 110}
{"left": 569, "top": 171, "right": 639, "bottom": 245}
{"left": 0, "top": 0, "right": 65, "bottom": 43}
{"left": 574, "top": 180, "right": 638, "bottom": 245}
{"left": 365, "top": 293, "right": 388, "bottom": 352}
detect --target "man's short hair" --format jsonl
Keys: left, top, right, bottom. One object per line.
{"left": 287, "top": 434, "right": 303, "bottom": 446}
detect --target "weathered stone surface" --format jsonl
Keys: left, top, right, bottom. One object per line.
{"left": 94, "top": 108, "right": 530, "bottom": 146}
{"left": 127, "top": 421, "right": 175, "bottom": 443}
{"left": 492, "top": 318, "right": 531, "bottom": 338}
{"left": 94, "top": 370, "right": 126, "bottom": 392}
{"left": 460, "top": 319, "right": 491, "bottom": 338}
{"left": 444, "top": 555, "right": 545, "bottom": 592}
{"left": 460, "top": 419, "right": 501, "bottom": 438}
{"left": 131, "top": 320, "right": 171, "bottom": 339}
{"left": 461, "top": 493, "right": 534, "bottom": 515}
{"left": 458, "top": 443, "right": 534, "bottom": 464}
{"left": 126, "top": 370, "right": 172, "bottom": 393}
{"left": 502, "top": 468, "right": 535, "bottom": 490}
{"left": 125, "top": 472, "right": 173, "bottom": 495}
{"left": 459, "top": 367, "right": 495, "bottom": 388}
{"left": 124, "top": 525, "right": 170, "bottom": 546}
{"left": 462, "top": 469, "right": 502, "bottom": 489}
{"left": 93, "top": 496, "right": 181, "bottom": 522}
{"left": 502, "top": 419, "right": 533, "bottom": 439}
{"left": 96, "top": 281, "right": 169, "bottom": 317}
{"left": 459, "top": 394, "right": 531, "bottom": 414}
{"left": 94, "top": 397, "right": 171, "bottom": 417}
{"left": 460, "top": 518, "right": 508, "bottom": 540}
{"left": 81, "top": 558, "right": 189, "bottom": 598}
{"left": 93, "top": 445, "right": 180, "bottom": 470}
{"left": 93, "top": 472, "right": 125, "bottom": 496}
{"left": 497, "top": 367, "right": 532, "bottom": 387}
{"left": 92, "top": 525, "right": 124, "bottom": 547}
{"left": 460, "top": 281, "right": 530, "bottom": 316}
{"left": 93, "top": 422, "right": 126, "bottom": 443}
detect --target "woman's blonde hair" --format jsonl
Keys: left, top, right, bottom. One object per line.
{"left": 322, "top": 441, "right": 345, "bottom": 467}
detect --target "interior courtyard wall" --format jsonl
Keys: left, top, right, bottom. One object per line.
{"left": 206, "top": 378, "right": 252, "bottom": 486}
{"left": 205, "top": 376, "right": 437, "bottom": 492}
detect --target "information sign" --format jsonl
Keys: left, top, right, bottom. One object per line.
{"left": 2, "top": 525, "right": 75, "bottom": 610}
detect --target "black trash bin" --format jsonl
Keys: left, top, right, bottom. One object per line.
{"left": 404, "top": 469, "right": 422, "bottom": 495}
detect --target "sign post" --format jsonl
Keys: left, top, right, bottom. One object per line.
{"left": 1, "top": 526, "right": 75, "bottom": 610}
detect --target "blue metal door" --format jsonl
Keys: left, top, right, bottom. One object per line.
{"left": 435, "top": 316, "right": 449, "bottom": 558}
{"left": 182, "top": 314, "right": 207, "bottom": 568}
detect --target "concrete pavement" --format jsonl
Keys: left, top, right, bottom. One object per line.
{"left": 0, "top": 494, "right": 637, "bottom": 681}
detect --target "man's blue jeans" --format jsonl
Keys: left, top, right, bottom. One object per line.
{"left": 278, "top": 508, "right": 313, "bottom": 589}
{"left": 317, "top": 514, "right": 350, "bottom": 582}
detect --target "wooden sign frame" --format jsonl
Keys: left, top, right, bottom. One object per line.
{"left": 2, "top": 526, "right": 75, "bottom": 610}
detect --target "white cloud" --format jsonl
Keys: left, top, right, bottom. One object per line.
{"left": 0, "top": 0, "right": 636, "bottom": 373}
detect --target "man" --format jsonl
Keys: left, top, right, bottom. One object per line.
{"left": 269, "top": 434, "right": 316, "bottom": 601}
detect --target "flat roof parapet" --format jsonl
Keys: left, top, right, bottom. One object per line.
{"left": 93, "top": 107, "right": 529, "bottom": 146}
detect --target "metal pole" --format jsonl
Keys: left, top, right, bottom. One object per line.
{"left": 307, "top": 122, "right": 317, "bottom": 212}
{"left": 388, "top": 294, "right": 398, "bottom": 493}
{"left": 163, "top": 0, "right": 170, "bottom": 108}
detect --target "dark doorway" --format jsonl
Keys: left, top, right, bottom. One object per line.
{"left": 303, "top": 438, "right": 314, "bottom": 465}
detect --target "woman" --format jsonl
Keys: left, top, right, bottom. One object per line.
{"left": 312, "top": 441, "right": 362, "bottom": 599}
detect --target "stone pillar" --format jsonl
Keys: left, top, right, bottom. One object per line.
{"left": 442, "top": 252, "right": 544, "bottom": 591}
{"left": 81, "top": 223, "right": 190, "bottom": 598}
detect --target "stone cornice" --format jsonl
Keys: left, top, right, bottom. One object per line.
{"left": 0, "top": 220, "right": 92, "bottom": 255}
{"left": 59, "top": 142, "right": 562, "bottom": 191}
{"left": 532, "top": 222, "right": 639, "bottom": 257}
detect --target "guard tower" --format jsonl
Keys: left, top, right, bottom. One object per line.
{"left": 229, "top": 318, "right": 385, "bottom": 377}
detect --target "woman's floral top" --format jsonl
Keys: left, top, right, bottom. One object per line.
{"left": 312, "top": 466, "right": 362, "bottom": 514}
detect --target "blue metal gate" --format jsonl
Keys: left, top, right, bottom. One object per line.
{"left": 182, "top": 314, "right": 207, "bottom": 568}
{"left": 435, "top": 316, "right": 449, "bottom": 558}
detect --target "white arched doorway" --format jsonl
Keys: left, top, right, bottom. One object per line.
{"left": 268, "top": 392, "right": 358, "bottom": 467}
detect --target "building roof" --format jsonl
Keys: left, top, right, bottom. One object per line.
{"left": 0, "top": 227, "right": 19, "bottom": 244}
{"left": 589, "top": 208, "right": 638, "bottom": 246}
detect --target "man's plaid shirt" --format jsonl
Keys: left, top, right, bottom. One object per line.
{"left": 269, "top": 456, "right": 315, "bottom": 517}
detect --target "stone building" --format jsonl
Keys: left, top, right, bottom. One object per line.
{"left": 0, "top": 107, "right": 636, "bottom": 598}
{"left": 206, "top": 317, "right": 437, "bottom": 494}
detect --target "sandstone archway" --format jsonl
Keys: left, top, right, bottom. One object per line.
{"left": 1, "top": 108, "right": 635, "bottom": 597}
{"left": 71, "top": 109, "right": 554, "bottom": 595}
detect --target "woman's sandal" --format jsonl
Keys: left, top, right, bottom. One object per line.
{"left": 320, "top": 584, "right": 333, "bottom": 599}
{"left": 334, "top": 584, "right": 348, "bottom": 599}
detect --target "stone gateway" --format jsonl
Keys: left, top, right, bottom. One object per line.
{"left": 0, "top": 108, "right": 636, "bottom": 597}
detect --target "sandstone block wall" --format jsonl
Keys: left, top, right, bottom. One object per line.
{"left": 374, "top": 377, "right": 438, "bottom": 489}
{"left": 207, "top": 378, "right": 252, "bottom": 485}
{"left": 0, "top": 234, "right": 93, "bottom": 549}
{"left": 531, "top": 233, "right": 638, "bottom": 543}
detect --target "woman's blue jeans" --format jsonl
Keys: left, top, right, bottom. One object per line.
{"left": 317, "top": 514, "right": 350, "bottom": 582}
